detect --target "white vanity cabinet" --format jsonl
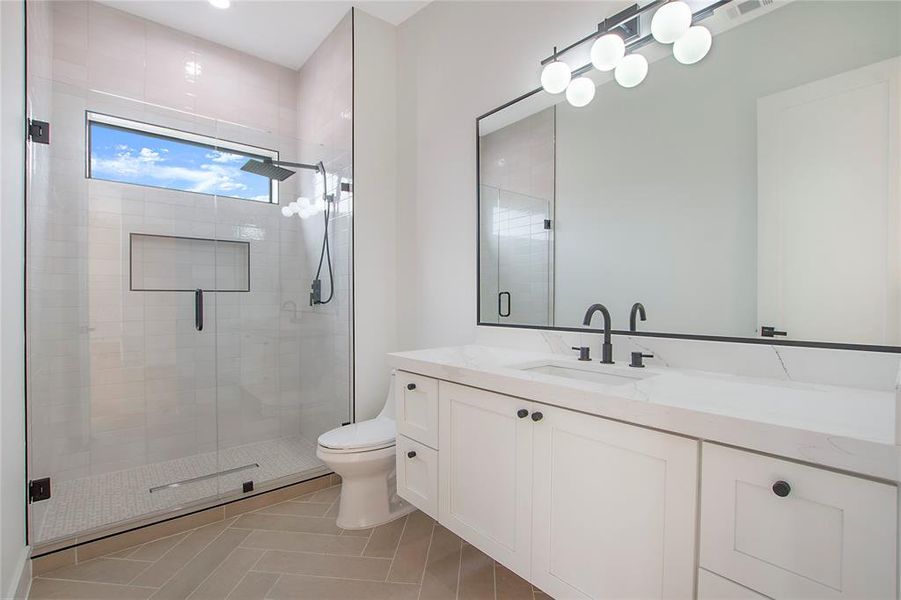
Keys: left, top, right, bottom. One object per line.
{"left": 531, "top": 403, "right": 698, "bottom": 599}
{"left": 394, "top": 371, "right": 440, "bottom": 519}
{"left": 435, "top": 380, "right": 698, "bottom": 595}
{"left": 438, "top": 382, "right": 535, "bottom": 577}
{"left": 394, "top": 370, "right": 898, "bottom": 600}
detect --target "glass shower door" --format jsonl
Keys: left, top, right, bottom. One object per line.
{"left": 495, "top": 189, "right": 553, "bottom": 326}
{"left": 209, "top": 121, "right": 352, "bottom": 499}
{"left": 480, "top": 185, "right": 554, "bottom": 326}
{"left": 25, "top": 92, "right": 226, "bottom": 544}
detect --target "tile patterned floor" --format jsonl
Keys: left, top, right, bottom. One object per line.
{"left": 29, "top": 484, "right": 549, "bottom": 600}
{"left": 37, "top": 436, "right": 323, "bottom": 544}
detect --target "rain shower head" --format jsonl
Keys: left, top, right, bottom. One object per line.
{"left": 240, "top": 158, "right": 296, "bottom": 181}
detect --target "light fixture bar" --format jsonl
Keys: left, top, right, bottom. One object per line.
{"left": 539, "top": 0, "right": 732, "bottom": 68}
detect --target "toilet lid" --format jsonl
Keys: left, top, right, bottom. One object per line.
{"left": 318, "top": 417, "right": 396, "bottom": 451}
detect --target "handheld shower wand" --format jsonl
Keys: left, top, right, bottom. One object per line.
{"left": 309, "top": 162, "right": 335, "bottom": 306}
{"left": 241, "top": 157, "right": 336, "bottom": 306}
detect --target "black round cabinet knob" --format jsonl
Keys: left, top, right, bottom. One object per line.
{"left": 517, "top": 409, "right": 529, "bottom": 419}
{"left": 406, "top": 383, "right": 416, "bottom": 391}
{"left": 531, "top": 411, "right": 543, "bottom": 422}
{"left": 772, "top": 480, "right": 791, "bottom": 497}
{"left": 407, "top": 451, "right": 416, "bottom": 459}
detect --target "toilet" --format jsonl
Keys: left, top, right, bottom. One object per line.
{"left": 316, "top": 372, "right": 414, "bottom": 530}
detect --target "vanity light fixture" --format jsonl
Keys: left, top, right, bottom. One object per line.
{"left": 590, "top": 33, "right": 625, "bottom": 72}
{"left": 650, "top": 1, "right": 692, "bottom": 44}
{"left": 536, "top": 0, "right": 726, "bottom": 104}
{"left": 565, "top": 77, "right": 596, "bottom": 107}
{"left": 673, "top": 25, "right": 712, "bottom": 64}
{"left": 614, "top": 54, "right": 648, "bottom": 88}
{"left": 540, "top": 51, "right": 572, "bottom": 94}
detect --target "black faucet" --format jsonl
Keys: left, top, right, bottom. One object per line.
{"left": 582, "top": 303, "right": 614, "bottom": 364}
{"left": 629, "top": 302, "right": 647, "bottom": 332}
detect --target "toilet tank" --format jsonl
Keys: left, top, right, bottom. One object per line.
{"left": 376, "top": 371, "right": 397, "bottom": 420}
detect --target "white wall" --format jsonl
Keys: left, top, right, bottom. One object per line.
{"left": 396, "top": 1, "right": 626, "bottom": 349}
{"left": 1, "top": 0, "right": 29, "bottom": 596}
{"left": 353, "top": 9, "right": 399, "bottom": 419}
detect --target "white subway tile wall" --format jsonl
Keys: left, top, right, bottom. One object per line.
{"left": 25, "top": 1, "right": 353, "bottom": 544}
{"left": 479, "top": 108, "right": 555, "bottom": 326}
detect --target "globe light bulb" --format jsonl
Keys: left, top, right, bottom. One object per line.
{"left": 281, "top": 205, "right": 293, "bottom": 217}
{"left": 651, "top": 1, "right": 692, "bottom": 44}
{"left": 673, "top": 26, "right": 712, "bottom": 65}
{"left": 614, "top": 54, "right": 648, "bottom": 88}
{"left": 540, "top": 60, "right": 572, "bottom": 94}
{"left": 565, "top": 77, "right": 596, "bottom": 108}
{"left": 590, "top": 33, "right": 625, "bottom": 72}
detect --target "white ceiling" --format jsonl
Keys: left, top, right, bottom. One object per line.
{"left": 98, "top": 0, "right": 428, "bottom": 70}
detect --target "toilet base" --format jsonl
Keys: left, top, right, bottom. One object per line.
{"left": 317, "top": 444, "right": 415, "bottom": 530}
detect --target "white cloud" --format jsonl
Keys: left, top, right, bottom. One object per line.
{"left": 92, "top": 143, "right": 263, "bottom": 199}
{"left": 205, "top": 150, "right": 246, "bottom": 164}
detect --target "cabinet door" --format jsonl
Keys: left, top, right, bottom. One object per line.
{"left": 438, "top": 382, "right": 534, "bottom": 579}
{"left": 700, "top": 443, "right": 897, "bottom": 599}
{"left": 532, "top": 404, "right": 698, "bottom": 600}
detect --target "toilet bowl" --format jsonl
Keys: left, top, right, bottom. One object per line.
{"left": 316, "top": 372, "right": 414, "bottom": 530}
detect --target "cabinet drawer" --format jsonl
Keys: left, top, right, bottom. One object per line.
{"left": 698, "top": 569, "right": 769, "bottom": 600}
{"left": 395, "top": 371, "right": 438, "bottom": 449}
{"left": 700, "top": 443, "right": 896, "bottom": 599}
{"left": 396, "top": 435, "right": 437, "bottom": 519}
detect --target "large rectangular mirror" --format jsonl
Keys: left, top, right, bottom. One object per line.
{"left": 478, "top": 0, "right": 901, "bottom": 349}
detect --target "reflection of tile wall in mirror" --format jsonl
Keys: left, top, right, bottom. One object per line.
{"left": 130, "top": 234, "right": 250, "bottom": 292}
{"left": 479, "top": 107, "right": 555, "bottom": 326}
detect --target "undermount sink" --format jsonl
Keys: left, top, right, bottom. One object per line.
{"left": 520, "top": 362, "right": 655, "bottom": 386}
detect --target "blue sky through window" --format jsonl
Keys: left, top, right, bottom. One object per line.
{"left": 89, "top": 122, "right": 273, "bottom": 202}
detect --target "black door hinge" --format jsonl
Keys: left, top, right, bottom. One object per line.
{"left": 760, "top": 326, "right": 787, "bottom": 338}
{"left": 543, "top": 219, "right": 552, "bottom": 230}
{"left": 28, "top": 119, "right": 50, "bottom": 145}
{"left": 29, "top": 478, "right": 51, "bottom": 503}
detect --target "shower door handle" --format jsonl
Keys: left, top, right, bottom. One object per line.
{"left": 498, "top": 291, "right": 511, "bottom": 318}
{"left": 195, "top": 289, "right": 203, "bottom": 331}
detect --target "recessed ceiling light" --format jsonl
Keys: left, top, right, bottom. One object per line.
{"left": 209, "top": 0, "right": 230, "bottom": 9}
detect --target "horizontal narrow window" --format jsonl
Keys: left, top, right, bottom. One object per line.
{"left": 86, "top": 112, "right": 278, "bottom": 204}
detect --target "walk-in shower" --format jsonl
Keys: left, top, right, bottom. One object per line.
{"left": 24, "top": 0, "right": 354, "bottom": 550}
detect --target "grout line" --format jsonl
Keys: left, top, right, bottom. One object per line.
{"left": 240, "top": 547, "right": 393, "bottom": 562}
{"left": 454, "top": 532, "right": 463, "bottom": 600}
{"left": 247, "top": 569, "right": 420, "bottom": 586}
{"left": 131, "top": 519, "right": 235, "bottom": 589}
{"left": 261, "top": 572, "right": 280, "bottom": 600}
{"left": 384, "top": 514, "right": 410, "bottom": 580}
{"left": 226, "top": 570, "right": 254, "bottom": 600}
{"left": 250, "top": 567, "right": 396, "bottom": 584}
{"left": 416, "top": 522, "right": 438, "bottom": 600}
{"left": 182, "top": 542, "right": 244, "bottom": 600}
{"left": 30, "top": 576, "right": 158, "bottom": 591}
{"left": 493, "top": 558, "right": 498, "bottom": 600}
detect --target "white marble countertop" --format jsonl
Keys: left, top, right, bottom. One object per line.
{"left": 388, "top": 344, "right": 900, "bottom": 482}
